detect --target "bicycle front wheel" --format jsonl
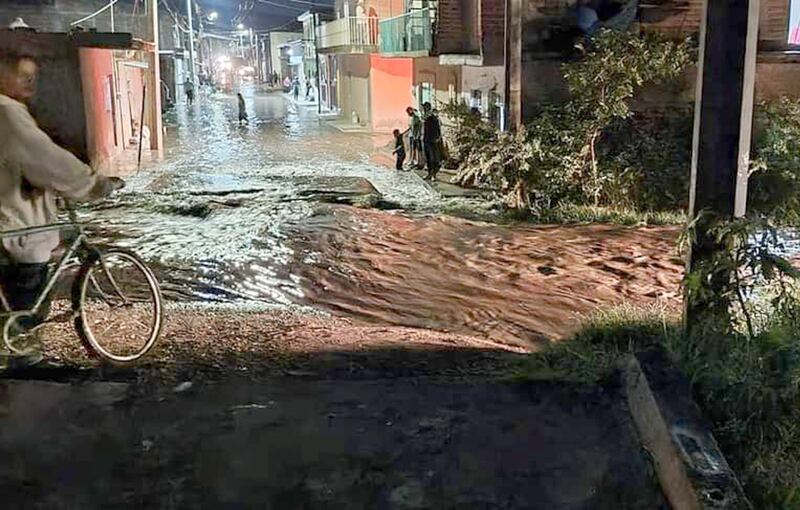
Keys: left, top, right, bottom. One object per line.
{"left": 73, "top": 248, "right": 163, "bottom": 365}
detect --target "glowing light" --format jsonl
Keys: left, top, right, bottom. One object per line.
{"left": 207, "top": 11, "right": 219, "bottom": 21}
{"left": 237, "top": 23, "right": 245, "bottom": 30}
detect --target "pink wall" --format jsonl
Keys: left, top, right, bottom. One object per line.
{"left": 79, "top": 48, "right": 119, "bottom": 169}
{"left": 369, "top": 55, "right": 414, "bottom": 132}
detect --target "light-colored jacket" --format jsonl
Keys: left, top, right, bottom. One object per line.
{"left": 0, "top": 94, "right": 102, "bottom": 263}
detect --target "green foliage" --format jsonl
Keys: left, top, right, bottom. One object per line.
{"left": 601, "top": 114, "right": 693, "bottom": 211}
{"left": 438, "top": 101, "right": 497, "bottom": 165}
{"left": 749, "top": 98, "right": 800, "bottom": 225}
{"left": 563, "top": 30, "right": 692, "bottom": 131}
{"left": 451, "top": 29, "right": 693, "bottom": 212}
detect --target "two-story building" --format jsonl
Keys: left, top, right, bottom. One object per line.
{"left": 315, "top": 0, "right": 506, "bottom": 131}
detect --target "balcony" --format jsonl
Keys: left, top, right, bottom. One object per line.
{"left": 380, "top": 7, "right": 433, "bottom": 57}
{"left": 379, "top": 8, "right": 433, "bottom": 57}
{"left": 316, "top": 17, "right": 379, "bottom": 54}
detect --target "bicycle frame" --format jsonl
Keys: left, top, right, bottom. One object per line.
{"left": 0, "top": 210, "right": 91, "bottom": 354}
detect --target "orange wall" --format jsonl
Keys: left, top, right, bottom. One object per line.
{"left": 369, "top": 55, "right": 414, "bottom": 132}
{"left": 79, "top": 48, "right": 119, "bottom": 169}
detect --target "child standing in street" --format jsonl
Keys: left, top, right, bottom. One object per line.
{"left": 392, "top": 129, "right": 406, "bottom": 170}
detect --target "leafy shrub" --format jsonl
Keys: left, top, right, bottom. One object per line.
{"left": 749, "top": 98, "right": 800, "bottom": 225}
{"left": 562, "top": 30, "right": 692, "bottom": 205}
{"left": 449, "top": 29, "right": 693, "bottom": 212}
{"left": 439, "top": 100, "right": 497, "bottom": 165}
{"left": 601, "top": 114, "right": 693, "bottom": 211}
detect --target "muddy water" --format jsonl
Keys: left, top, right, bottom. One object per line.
{"left": 83, "top": 89, "right": 684, "bottom": 349}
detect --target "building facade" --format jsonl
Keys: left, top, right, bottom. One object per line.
{"left": 315, "top": 0, "right": 505, "bottom": 132}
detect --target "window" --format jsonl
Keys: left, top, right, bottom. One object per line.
{"left": 791, "top": 0, "right": 800, "bottom": 45}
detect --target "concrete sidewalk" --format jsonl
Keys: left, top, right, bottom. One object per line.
{"left": 0, "top": 376, "right": 665, "bottom": 509}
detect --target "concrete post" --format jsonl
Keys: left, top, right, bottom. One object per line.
{"left": 687, "top": 0, "right": 760, "bottom": 328}
{"left": 503, "top": 0, "right": 522, "bottom": 130}
{"left": 147, "top": 0, "right": 164, "bottom": 152}
{"left": 186, "top": 0, "right": 196, "bottom": 83}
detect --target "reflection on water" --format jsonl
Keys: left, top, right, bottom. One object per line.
{"left": 81, "top": 90, "right": 684, "bottom": 348}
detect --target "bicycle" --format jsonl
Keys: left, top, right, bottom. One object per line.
{"left": 0, "top": 204, "right": 164, "bottom": 365}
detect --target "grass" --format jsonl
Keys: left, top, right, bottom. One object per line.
{"left": 437, "top": 199, "right": 685, "bottom": 227}
{"left": 521, "top": 304, "right": 800, "bottom": 508}
{"left": 531, "top": 203, "right": 685, "bottom": 226}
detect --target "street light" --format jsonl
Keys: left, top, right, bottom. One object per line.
{"left": 208, "top": 10, "right": 219, "bottom": 21}
{"left": 237, "top": 23, "right": 245, "bottom": 30}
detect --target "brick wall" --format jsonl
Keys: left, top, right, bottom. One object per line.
{"left": 525, "top": 0, "right": 793, "bottom": 46}
{"left": 481, "top": 0, "right": 505, "bottom": 65}
{"left": 436, "top": 0, "right": 480, "bottom": 54}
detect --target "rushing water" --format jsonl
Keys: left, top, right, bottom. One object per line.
{"left": 80, "top": 89, "right": 684, "bottom": 349}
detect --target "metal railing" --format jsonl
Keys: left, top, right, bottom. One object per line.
{"left": 316, "top": 17, "right": 380, "bottom": 51}
{"left": 379, "top": 8, "right": 433, "bottom": 54}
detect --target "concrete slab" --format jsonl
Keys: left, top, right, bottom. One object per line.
{"left": 0, "top": 377, "right": 666, "bottom": 509}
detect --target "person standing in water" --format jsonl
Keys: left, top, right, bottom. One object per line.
{"left": 237, "top": 93, "right": 248, "bottom": 124}
{"left": 184, "top": 77, "right": 194, "bottom": 105}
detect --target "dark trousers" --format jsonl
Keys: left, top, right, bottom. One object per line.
{"left": 0, "top": 263, "right": 50, "bottom": 328}
{"left": 424, "top": 143, "right": 440, "bottom": 177}
{"left": 395, "top": 151, "right": 406, "bottom": 170}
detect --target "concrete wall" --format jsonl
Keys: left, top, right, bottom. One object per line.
{"left": 414, "top": 56, "right": 461, "bottom": 107}
{"left": 369, "top": 54, "right": 414, "bottom": 132}
{"left": 338, "top": 53, "right": 371, "bottom": 125}
{"left": 79, "top": 47, "right": 120, "bottom": 170}
{"left": 460, "top": 64, "right": 503, "bottom": 107}
{"left": 333, "top": 0, "right": 405, "bottom": 19}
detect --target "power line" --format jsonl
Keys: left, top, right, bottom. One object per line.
{"left": 255, "top": 0, "right": 307, "bottom": 12}
{"left": 268, "top": 0, "right": 334, "bottom": 8}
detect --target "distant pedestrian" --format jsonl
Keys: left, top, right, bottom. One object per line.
{"left": 293, "top": 77, "right": 300, "bottom": 101}
{"left": 237, "top": 93, "right": 248, "bottom": 124}
{"left": 405, "top": 106, "right": 422, "bottom": 168}
{"left": 184, "top": 78, "right": 194, "bottom": 105}
{"left": 392, "top": 129, "right": 405, "bottom": 171}
{"left": 421, "top": 102, "right": 442, "bottom": 180}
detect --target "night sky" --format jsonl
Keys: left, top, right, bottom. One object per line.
{"left": 184, "top": 0, "right": 334, "bottom": 33}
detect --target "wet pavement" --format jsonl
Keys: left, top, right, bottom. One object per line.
{"left": 79, "top": 89, "right": 683, "bottom": 350}
{"left": 0, "top": 377, "right": 667, "bottom": 509}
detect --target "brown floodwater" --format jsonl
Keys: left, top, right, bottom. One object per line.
{"left": 287, "top": 207, "right": 684, "bottom": 350}
{"left": 84, "top": 89, "right": 686, "bottom": 351}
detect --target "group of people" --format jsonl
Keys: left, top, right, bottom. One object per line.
{"left": 392, "top": 102, "right": 443, "bottom": 181}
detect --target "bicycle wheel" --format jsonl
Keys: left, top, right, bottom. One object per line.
{"left": 72, "top": 248, "right": 163, "bottom": 365}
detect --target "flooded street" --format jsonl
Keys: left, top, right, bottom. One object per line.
{"left": 81, "top": 90, "right": 683, "bottom": 350}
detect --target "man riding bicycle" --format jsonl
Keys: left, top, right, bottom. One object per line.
{"left": 0, "top": 50, "right": 123, "bottom": 366}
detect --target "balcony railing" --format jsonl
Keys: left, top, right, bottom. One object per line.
{"left": 379, "top": 8, "right": 433, "bottom": 55}
{"left": 316, "top": 17, "right": 380, "bottom": 52}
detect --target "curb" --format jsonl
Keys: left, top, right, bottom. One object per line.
{"left": 622, "top": 349, "right": 751, "bottom": 509}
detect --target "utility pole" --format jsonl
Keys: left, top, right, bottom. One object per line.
{"left": 186, "top": 0, "right": 196, "bottom": 84}
{"left": 686, "top": 0, "right": 760, "bottom": 330}
{"left": 146, "top": 0, "right": 164, "bottom": 152}
{"left": 198, "top": 9, "right": 205, "bottom": 80}
{"left": 110, "top": 0, "right": 115, "bottom": 32}
{"left": 503, "top": 0, "right": 522, "bottom": 130}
